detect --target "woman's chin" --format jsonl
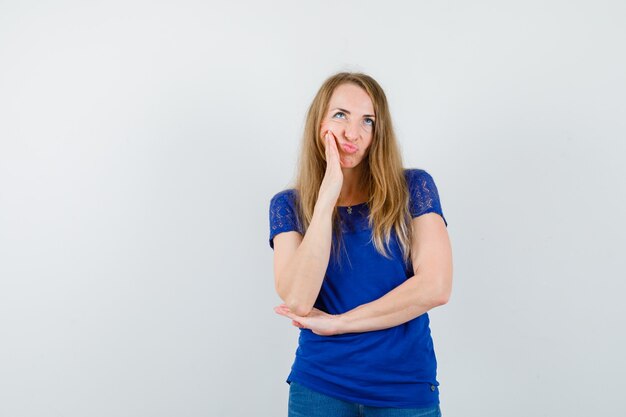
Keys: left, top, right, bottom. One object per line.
{"left": 339, "top": 157, "right": 362, "bottom": 169}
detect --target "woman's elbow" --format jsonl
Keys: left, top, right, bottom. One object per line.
{"left": 276, "top": 283, "right": 314, "bottom": 316}
{"left": 287, "top": 300, "right": 313, "bottom": 317}
{"left": 433, "top": 277, "right": 453, "bottom": 306}
{"left": 435, "top": 292, "right": 450, "bottom": 306}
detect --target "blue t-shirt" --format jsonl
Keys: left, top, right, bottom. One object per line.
{"left": 268, "top": 168, "right": 448, "bottom": 408}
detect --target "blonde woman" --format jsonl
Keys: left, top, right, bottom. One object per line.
{"left": 269, "top": 72, "right": 453, "bottom": 417}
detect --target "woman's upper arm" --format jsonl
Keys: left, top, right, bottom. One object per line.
{"left": 410, "top": 213, "right": 453, "bottom": 303}
{"left": 272, "top": 231, "right": 303, "bottom": 292}
{"left": 268, "top": 189, "right": 304, "bottom": 292}
{"left": 406, "top": 168, "right": 453, "bottom": 303}
{"left": 410, "top": 213, "right": 452, "bottom": 274}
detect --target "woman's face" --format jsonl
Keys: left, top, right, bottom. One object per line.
{"left": 320, "top": 83, "right": 375, "bottom": 168}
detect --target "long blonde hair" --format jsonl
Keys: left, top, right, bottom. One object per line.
{"left": 291, "top": 72, "right": 413, "bottom": 268}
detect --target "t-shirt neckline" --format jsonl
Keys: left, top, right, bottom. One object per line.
{"left": 337, "top": 201, "right": 369, "bottom": 209}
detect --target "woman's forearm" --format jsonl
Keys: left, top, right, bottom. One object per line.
{"left": 336, "top": 272, "right": 449, "bottom": 334}
{"left": 277, "top": 203, "right": 334, "bottom": 317}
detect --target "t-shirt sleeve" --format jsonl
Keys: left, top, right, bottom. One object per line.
{"left": 268, "top": 190, "right": 303, "bottom": 250}
{"left": 406, "top": 169, "right": 448, "bottom": 227}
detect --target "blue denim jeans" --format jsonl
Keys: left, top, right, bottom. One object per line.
{"left": 288, "top": 380, "right": 442, "bottom": 417}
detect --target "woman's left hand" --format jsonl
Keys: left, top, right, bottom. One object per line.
{"left": 273, "top": 304, "right": 343, "bottom": 336}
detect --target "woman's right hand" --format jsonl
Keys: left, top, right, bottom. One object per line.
{"left": 316, "top": 130, "right": 343, "bottom": 211}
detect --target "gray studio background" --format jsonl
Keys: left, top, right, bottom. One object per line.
{"left": 1, "top": 1, "right": 624, "bottom": 416}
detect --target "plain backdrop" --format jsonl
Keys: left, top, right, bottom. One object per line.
{"left": 1, "top": 1, "right": 624, "bottom": 416}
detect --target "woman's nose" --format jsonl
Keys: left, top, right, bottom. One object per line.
{"left": 344, "top": 122, "right": 359, "bottom": 142}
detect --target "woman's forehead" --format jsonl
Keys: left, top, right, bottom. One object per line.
{"left": 328, "top": 84, "right": 374, "bottom": 115}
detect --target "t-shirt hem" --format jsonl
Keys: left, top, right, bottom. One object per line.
{"left": 286, "top": 368, "right": 440, "bottom": 408}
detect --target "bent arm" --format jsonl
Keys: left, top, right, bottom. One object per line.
{"left": 274, "top": 203, "right": 334, "bottom": 317}
{"left": 337, "top": 212, "right": 453, "bottom": 334}
{"left": 337, "top": 269, "right": 450, "bottom": 334}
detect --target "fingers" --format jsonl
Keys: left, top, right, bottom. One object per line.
{"left": 325, "top": 130, "right": 341, "bottom": 168}
{"left": 273, "top": 305, "right": 305, "bottom": 330}
{"left": 324, "top": 131, "right": 330, "bottom": 161}
{"left": 275, "top": 305, "right": 304, "bottom": 324}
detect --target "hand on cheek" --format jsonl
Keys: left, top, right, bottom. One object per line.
{"left": 321, "top": 126, "right": 331, "bottom": 142}
{"left": 320, "top": 126, "right": 346, "bottom": 167}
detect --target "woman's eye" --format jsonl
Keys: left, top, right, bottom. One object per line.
{"left": 332, "top": 112, "right": 374, "bottom": 127}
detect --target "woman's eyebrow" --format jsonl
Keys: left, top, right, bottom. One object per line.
{"left": 331, "top": 107, "right": 375, "bottom": 118}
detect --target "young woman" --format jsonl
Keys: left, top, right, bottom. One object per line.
{"left": 268, "top": 72, "right": 453, "bottom": 417}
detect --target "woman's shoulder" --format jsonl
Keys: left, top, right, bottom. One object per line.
{"left": 403, "top": 167, "right": 434, "bottom": 184}
{"left": 270, "top": 188, "right": 298, "bottom": 204}
{"left": 403, "top": 167, "right": 447, "bottom": 224}
{"left": 269, "top": 188, "right": 301, "bottom": 214}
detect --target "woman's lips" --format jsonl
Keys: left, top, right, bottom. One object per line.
{"left": 341, "top": 143, "right": 358, "bottom": 154}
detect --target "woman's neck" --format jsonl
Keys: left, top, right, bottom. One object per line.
{"left": 338, "top": 166, "right": 367, "bottom": 204}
